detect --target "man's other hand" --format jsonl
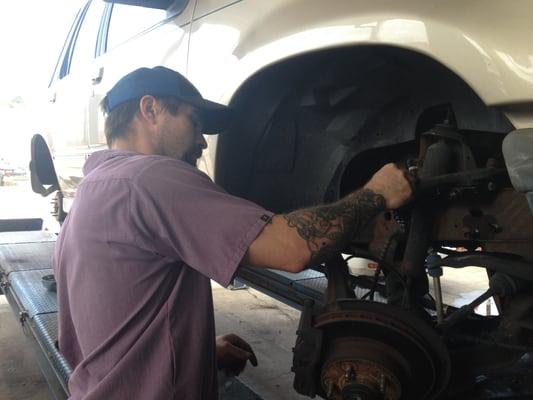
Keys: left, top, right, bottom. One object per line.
{"left": 216, "top": 333, "right": 258, "bottom": 376}
{"left": 364, "top": 163, "right": 415, "bottom": 209}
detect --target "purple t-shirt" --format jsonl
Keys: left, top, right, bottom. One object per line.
{"left": 53, "top": 150, "right": 272, "bottom": 400}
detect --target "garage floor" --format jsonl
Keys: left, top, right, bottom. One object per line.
{"left": 0, "top": 295, "right": 52, "bottom": 400}
{"left": 0, "top": 284, "right": 307, "bottom": 400}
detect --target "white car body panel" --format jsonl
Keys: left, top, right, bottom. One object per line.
{"left": 189, "top": 0, "right": 533, "bottom": 110}
{"left": 44, "top": 0, "right": 533, "bottom": 196}
{"left": 187, "top": 0, "right": 533, "bottom": 176}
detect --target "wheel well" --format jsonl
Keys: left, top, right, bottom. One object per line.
{"left": 216, "top": 45, "right": 513, "bottom": 212}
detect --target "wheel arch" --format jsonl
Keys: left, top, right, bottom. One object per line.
{"left": 214, "top": 44, "right": 513, "bottom": 212}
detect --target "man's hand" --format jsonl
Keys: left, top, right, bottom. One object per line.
{"left": 364, "top": 163, "right": 415, "bottom": 209}
{"left": 216, "top": 333, "right": 258, "bottom": 376}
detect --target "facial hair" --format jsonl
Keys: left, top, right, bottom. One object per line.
{"left": 155, "top": 124, "right": 201, "bottom": 166}
{"left": 183, "top": 146, "right": 203, "bottom": 167}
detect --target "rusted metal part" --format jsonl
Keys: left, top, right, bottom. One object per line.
{"left": 324, "top": 253, "right": 356, "bottom": 307}
{"left": 292, "top": 299, "right": 323, "bottom": 396}
{"left": 400, "top": 139, "right": 454, "bottom": 277}
{"left": 448, "top": 352, "right": 533, "bottom": 399}
{"left": 320, "top": 338, "right": 402, "bottom": 400}
{"left": 435, "top": 189, "right": 533, "bottom": 259}
{"left": 293, "top": 256, "right": 450, "bottom": 400}
{"left": 497, "top": 289, "right": 533, "bottom": 347}
{"left": 294, "top": 125, "right": 533, "bottom": 399}
{"left": 417, "top": 168, "right": 508, "bottom": 194}
{"left": 313, "top": 300, "right": 451, "bottom": 400}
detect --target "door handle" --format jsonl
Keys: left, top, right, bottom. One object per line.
{"left": 92, "top": 67, "right": 104, "bottom": 85}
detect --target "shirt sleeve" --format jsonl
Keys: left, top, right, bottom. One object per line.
{"left": 130, "top": 158, "right": 273, "bottom": 287}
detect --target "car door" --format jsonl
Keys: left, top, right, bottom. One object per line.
{"left": 45, "top": 0, "right": 108, "bottom": 198}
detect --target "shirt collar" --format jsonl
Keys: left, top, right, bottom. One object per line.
{"left": 83, "top": 149, "right": 140, "bottom": 175}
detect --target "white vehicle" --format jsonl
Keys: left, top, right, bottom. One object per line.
{"left": 26, "top": 0, "right": 533, "bottom": 398}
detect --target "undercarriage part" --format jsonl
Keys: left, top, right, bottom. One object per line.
{"left": 51, "top": 190, "right": 67, "bottom": 223}
{"left": 417, "top": 167, "right": 508, "bottom": 196}
{"left": 292, "top": 255, "right": 451, "bottom": 400}
{"left": 400, "top": 136, "right": 454, "bottom": 278}
{"left": 222, "top": 48, "right": 533, "bottom": 398}
{"left": 432, "top": 252, "right": 533, "bottom": 282}
{"left": 426, "top": 253, "right": 444, "bottom": 324}
{"left": 448, "top": 353, "right": 533, "bottom": 399}
{"left": 440, "top": 273, "right": 523, "bottom": 332}
{"left": 440, "top": 288, "right": 494, "bottom": 332}
{"left": 315, "top": 301, "right": 451, "bottom": 400}
{"left": 502, "top": 129, "right": 533, "bottom": 212}
{"left": 397, "top": 129, "right": 465, "bottom": 311}
{"left": 320, "top": 338, "right": 403, "bottom": 400}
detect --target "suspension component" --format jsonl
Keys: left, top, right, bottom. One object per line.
{"left": 426, "top": 252, "right": 444, "bottom": 324}
{"left": 292, "top": 255, "right": 451, "bottom": 400}
{"left": 439, "top": 273, "right": 523, "bottom": 331}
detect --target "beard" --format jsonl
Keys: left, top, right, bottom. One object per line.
{"left": 155, "top": 127, "right": 202, "bottom": 167}
{"left": 183, "top": 146, "right": 203, "bottom": 166}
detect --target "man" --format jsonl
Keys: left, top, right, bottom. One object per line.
{"left": 53, "top": 66, "right": 413, "bottom": 400}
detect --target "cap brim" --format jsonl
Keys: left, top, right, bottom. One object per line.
{"left": 186, "top": 98, "right": 233, "bottom": 135}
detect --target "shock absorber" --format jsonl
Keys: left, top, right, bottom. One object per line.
{"left": 398, "top": 139, "right": 454, "bottom": 307}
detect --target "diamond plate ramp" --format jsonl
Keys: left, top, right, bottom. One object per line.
{"left": 8, "top": 269, "right": 57, "bottom": 317}
{"left": 293, "top": 277, "right": 328, "bottom": 299}
{"left": 0, "top": 241, "right": 55, "bottom": 275}
{"left": 266, "top": 269, "right": 324, "bottom": 282}
{"left": 32, "top": 312, "right": 72, "bottom": 387}
{"left": 0, "top": 230, "right": 56, "bottom": 245}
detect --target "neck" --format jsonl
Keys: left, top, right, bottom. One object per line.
{"left": 111, "top": 130, "right": 155, "bottom": 155}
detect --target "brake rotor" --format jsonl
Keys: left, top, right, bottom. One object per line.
{"left": 315, "top": 300, "right": 451, "bottom": 400}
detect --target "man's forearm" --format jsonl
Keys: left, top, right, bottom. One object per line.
{"left": 283, "top": 188, "right": 386, "bottom": 264}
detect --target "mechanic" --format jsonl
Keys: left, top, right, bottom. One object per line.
{"left": 52, "top": 66, "right": 414, "bottom": 400}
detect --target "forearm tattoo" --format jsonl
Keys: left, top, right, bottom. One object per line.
{"left": 283, "top": 189, "right": 386, "bottom": 263}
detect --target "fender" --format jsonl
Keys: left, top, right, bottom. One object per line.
{"left": 188, "top": 0, "right": 533, "bottom": 120}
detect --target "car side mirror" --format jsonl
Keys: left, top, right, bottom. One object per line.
{"left": 30, "top": 134, "right": 60, "bottom": 197}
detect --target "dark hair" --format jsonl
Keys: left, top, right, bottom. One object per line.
{"left": 100, "top": 95, "right": 182, "bottom": 147}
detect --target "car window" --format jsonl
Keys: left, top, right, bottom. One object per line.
{"left": 69, "top": 0, "right": 106, "bottom": 75}
{"left": 49, "top": 2, "right": 87, "bottom": 84}
{"left": 106, "top": 4, "right": 167, "bottom": 51}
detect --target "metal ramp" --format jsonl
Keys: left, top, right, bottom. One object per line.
{"left": 237, "top": 263, "right": 387, "bottom": 310}
{"left": 0, "top": 243, "right": 57, "bottom": 277}
{"left": 0, "top": 230, "right": 70, "bottom": 400}
{"left": 237, "top": 267, "right": 327, "bottom": 308}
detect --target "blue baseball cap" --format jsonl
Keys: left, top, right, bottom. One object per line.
{"left": 104, "top": 66, "right": 231, "bottom": 134}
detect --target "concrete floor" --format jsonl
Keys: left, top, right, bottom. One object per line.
{"left": 0, "top": 284, "right": 307, "bottom": 400}
{"left": 0, "top": 295, "right": 52, "bottom": 400}
{"left": 213, "top": 283, "right": 307, "bottom": 400}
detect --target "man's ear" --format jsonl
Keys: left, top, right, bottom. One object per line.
{"left": 138, "top": 95, "right": 160, "bottom": 125}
